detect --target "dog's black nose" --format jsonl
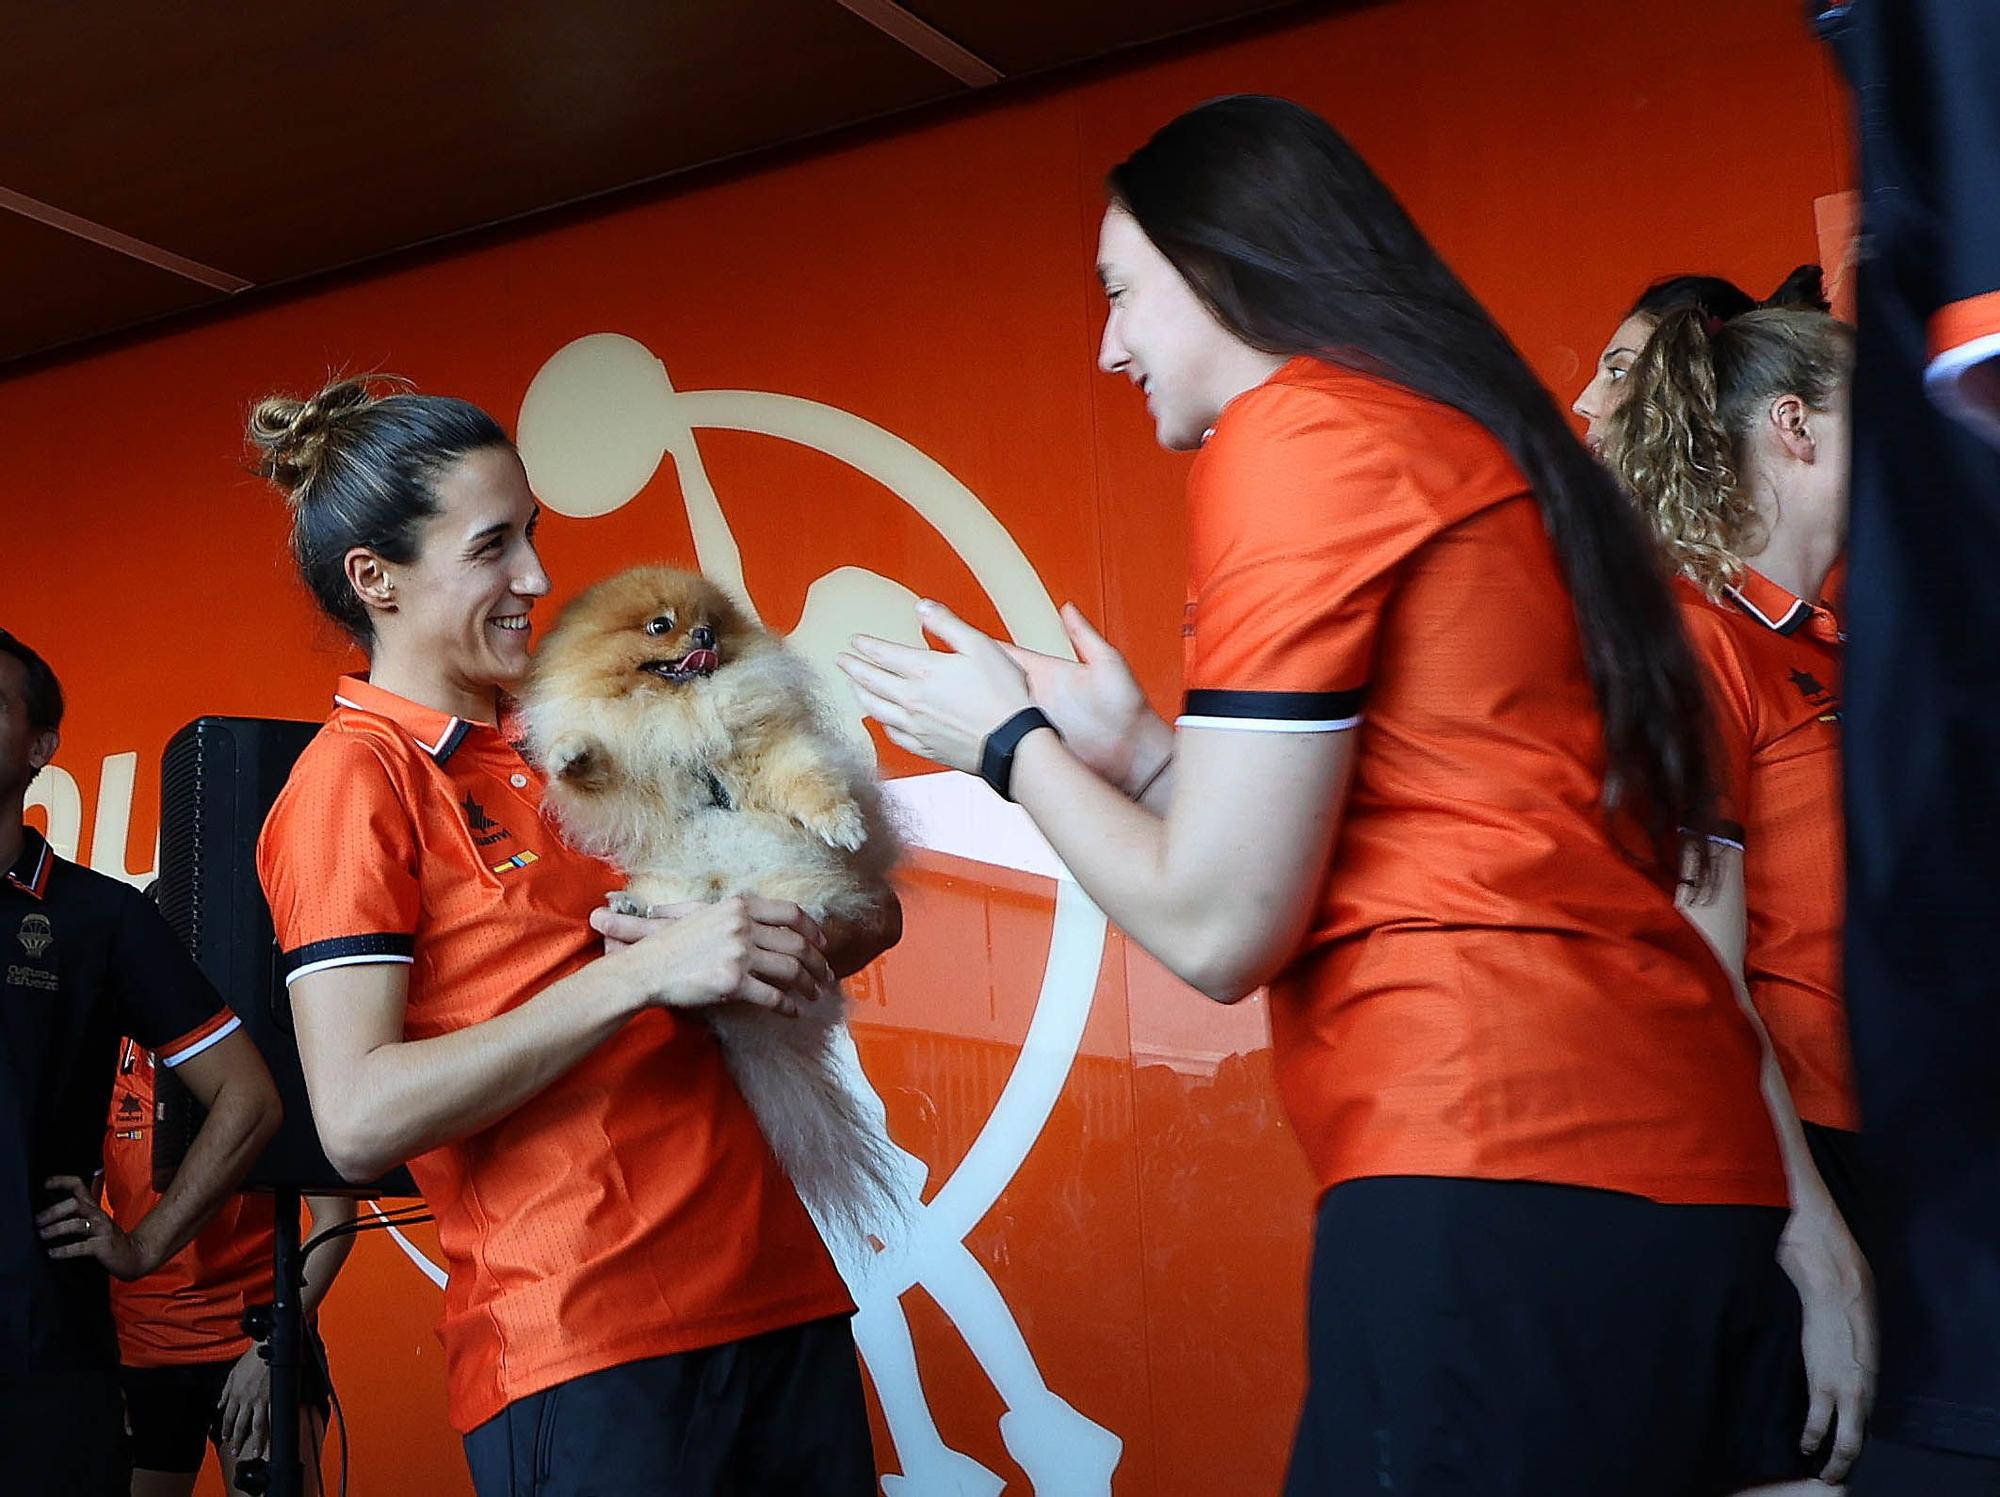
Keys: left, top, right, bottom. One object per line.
{"left": 691, "top": 625, "right": 716, "bottom": 649}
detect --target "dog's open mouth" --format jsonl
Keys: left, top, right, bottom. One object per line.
{"left": 638, "top": 648, "right": 721, "bottom": 683}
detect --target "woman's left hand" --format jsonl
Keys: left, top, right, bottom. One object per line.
{"left": 837, "top": 601, "right": 1033, "bottom": 774}
{"left": 215, "top": 1343, "right": 273, "bottom": 1462}
{"left": 1777, "top": 1201, "right": 1876, "bottom": 1481}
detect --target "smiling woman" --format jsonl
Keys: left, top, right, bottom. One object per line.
{"left": 838, "top": 94, "right": 1823, "bottom": 1497}
{"left": 245, "top": 377, "right": 896, "bottom": 1496}
{"left": 250, "top": 381, "right": 527, "bottom": 652}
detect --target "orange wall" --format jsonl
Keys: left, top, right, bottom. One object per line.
{"left": 0, "top": 2, "right": 1850, "bottom": 1492}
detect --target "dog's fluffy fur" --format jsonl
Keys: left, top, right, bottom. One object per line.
{"left": 519, "top": 565, "right": 903, "bottom": 1245}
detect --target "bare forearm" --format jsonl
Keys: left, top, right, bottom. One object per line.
{"left": 1678, "top": 884, "right": 1837, "bottom": 1218}
{"left": 1745, "top": 998, "right": 1836, "bottom": 1217}
{"left": 131, "top": 1078, "right": 278, "bottom": 1273}
{"left": 315, "top": 956, "right": 642, "bottom": 1180}
{"left": 301, "top": 1237, "right": 353, "bottom": 1320}
{"left": 1010, "top": 731, "right": 1246, "bottom": 995}
{"left": 300, "top": 1198, "right": 356, "bottom": 1318}
{"left": 1712, "top": 959, "right": 1835, "bottom": 1215}
{"left": 1123, "top": 712, "right": 1178, "bottom": 813}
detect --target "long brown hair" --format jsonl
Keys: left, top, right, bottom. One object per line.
{"left": 1604, "top": 308, "right": 1853, "bottom": 596}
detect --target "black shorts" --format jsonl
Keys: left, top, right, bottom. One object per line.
{"left": 462, "top": 1314, "right": 874, "bottom": 1497}
{"left": 120, "top": 1337, "right": 332, "bottom": 1474}
{"left": 1286, "top": 1175, "right": 1810, "bottom": 1497}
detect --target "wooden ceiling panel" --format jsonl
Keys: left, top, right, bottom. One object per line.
{"left": 906, "top": 0, "right": 1300, "bottom": 77}
{"left": 0, "top": 0, "right": 1312, "bottom": 367}
{"left": 0, "top": 213, "right": 225, "bottom": 364}
{"left": 0, "top": 0, "right": 959, "bottom": 287}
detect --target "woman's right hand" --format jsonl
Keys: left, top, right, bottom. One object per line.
{"left": 590, "top": 898, "right": 833, "bottom": 1017}
{"left": 999, "top": 603, "right": 1170, "bottom": 795}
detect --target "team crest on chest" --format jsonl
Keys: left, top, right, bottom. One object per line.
{"left": 16, "top": 912, "right": 52, "bottom": 958}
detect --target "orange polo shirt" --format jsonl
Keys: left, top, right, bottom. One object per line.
{"left": 1680, "top": 571, "right": 1855, "bottom": 1131}
{"left": 256, "top": 676, "right": 851, "bottom": 1433}
{"left": 1182, "top": 357, "right": 1785, "bottom": 1208}
{"left": 103, "top": 1039, "right": 272, "bottom": 1366}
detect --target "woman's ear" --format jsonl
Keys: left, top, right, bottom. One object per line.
{"left": 344, "top": 547, "right": 399, "bottom": 617}
{"left": 1769, "top": 394, "right": 1817, "bottom": 463}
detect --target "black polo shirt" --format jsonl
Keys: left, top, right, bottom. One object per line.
{"left": 1, "top": 827, "right": 238, "bottom": 1375}
{"left": 1822, "top": 0, "right": 2000, "bottom": 1462}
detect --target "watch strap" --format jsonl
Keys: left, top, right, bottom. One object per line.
{"left": 979, "top": 707, "right": 1058, "bottom": 801}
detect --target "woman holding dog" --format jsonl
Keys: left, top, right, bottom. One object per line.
{"left": 251, "top": 379, "right": 896, "bottom": 1496}
{"left": 839, "top": 95, "right": 1856, "bottom": 1495}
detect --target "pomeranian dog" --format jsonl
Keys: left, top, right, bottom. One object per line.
{"left": 518, "top": 565, "right": 904, "bottom": 1246}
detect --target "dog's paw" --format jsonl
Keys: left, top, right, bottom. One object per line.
{"left": 801, "top": 798, "right": 869, "bottom": 852}
{"left": 547, "top": 734, "right": 608, "bottom": 790}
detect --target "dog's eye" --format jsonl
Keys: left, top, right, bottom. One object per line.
{"left": 643, "top": 615, "right": 675, "bottom": 637}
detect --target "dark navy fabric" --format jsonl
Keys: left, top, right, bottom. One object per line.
{"left": 1823, "top": 0, "right": 2000, "bottom": 1459}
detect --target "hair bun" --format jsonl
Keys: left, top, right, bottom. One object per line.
{"left": 1760, "top": 264, "right": 1830, "bottom": 314}
{"left": 246, "top": 375, "right": 396, "bottom": 499}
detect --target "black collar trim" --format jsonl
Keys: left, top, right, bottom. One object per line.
{"left": 4, "top": 828, "right": 52, "bottom": 898}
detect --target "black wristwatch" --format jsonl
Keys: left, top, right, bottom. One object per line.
{"left": 979, "top": 708, "right": 1059, "bottom": 802}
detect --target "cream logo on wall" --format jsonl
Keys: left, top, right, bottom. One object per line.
{"left": 25, "top": 751, "right": 157, "bottom": 888}
{"left": 411, "top": 332, "right": 1114, "bottom": 1496}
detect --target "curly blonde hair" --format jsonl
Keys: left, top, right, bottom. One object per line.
{"left": 1604, "top": 307, "right": 1852, "bottom": 597}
